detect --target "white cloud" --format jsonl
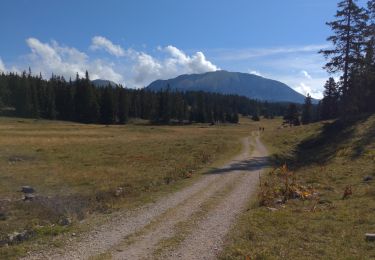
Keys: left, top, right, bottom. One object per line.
{"left": 16, "top": 38, "right": 218, "bottom": 87}
{"left": 249, "top": 70, "right": 262, "bottom": 76}
{"left": 301, "top": 70, "right": 312, "bottom": 79}
{"left": 163, "top": 45, "right": 218, "bottom": 73}
{"left": 131, "top": 45, "right": 219, "bottom": 86}
{"left": 294, "top": 82, "right": 314, "bottom": 97}
{"left": 132, "top": 52, "right": 162, "bottom": 85}
{"left": 90, "top": 36, "right": 125, "bottom": 57}
{"left": 0, "top": 57, "right": 20, "bottom": 74}
{"left": 278, "top": 75, "right": 325, "bottom": 99}
{"left": 0, "top": 58, "right": 6, "bottom": 72}
{"left": 26, "top": 37, "right": 124, "bottom": 83}
{"left": 211, "top": 44, "right": 329, "bottom": 61}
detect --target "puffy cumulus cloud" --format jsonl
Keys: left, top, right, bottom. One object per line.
{"left": 291, "top": 80, "right": 324, "bottom": 99}
{"left": 26, "top": 37, "right": 123, "bottom": 83}
{"left": 164, "top": 45, "right": 218, "bottom": 73}
{"left": 131, "top": 45, "right": 219, "bottom": 86}
{"left": 132, "top": 52, "right": 163, "bottom": 85}
{"left": 9, "top": 37, "right": 218, "bottom": 88}
{"left": 90, "top": 36, "right": 125, "bottom": 57}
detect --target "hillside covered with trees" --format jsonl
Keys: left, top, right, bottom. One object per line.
{"left": 0, "top": 70, "right": 288, "bottom": 125}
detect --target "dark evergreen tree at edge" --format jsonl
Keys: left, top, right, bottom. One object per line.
{"left": 301, "top": 94, "right": 313, "bottom": 125}
{"left": 320, "top": 0, "right": 375, "bottom": 117}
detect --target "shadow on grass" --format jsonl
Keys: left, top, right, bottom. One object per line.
{"left": 205, "top": 156, "right": 269, "bottom": 175}
{"left": 271, "top": 114, "right": 375, "bottom": 169}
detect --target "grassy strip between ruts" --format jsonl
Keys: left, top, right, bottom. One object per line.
{"left": 0, "top": 116, "right": 261, "bottom": 259}
{"left": 220, "top": 114, "right": 375, "bottom": 260}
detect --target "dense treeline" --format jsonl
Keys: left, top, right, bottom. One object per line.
{"left": 318, "top": 0, "right": 375, "bottom": 119}
{"left": 0, "top": 70, "right": 288, "bottom": 124}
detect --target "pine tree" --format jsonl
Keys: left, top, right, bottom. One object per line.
{"left": 100, "top": 86, "right": 115, "bottom": 124}
{"left": 44, "top": 82, "right": 56, "bottom": 119}
{"left": 15, "top": 72, "right": 33, "bottom": 117}
{"left": 232, "top": 112, "right": 239, "bottom": 123}
{"left": 74, "top": 72, "right": 99, "bottom": 123}
{"left": 301, "top": 94, "right": 313, "bottom": 125}
{"left": 365, "top": 0, "right": 375, "bottom": 111}
{"left": 320, "top": 0, "right": 368, "bottom": 112}
{"left": 0, "top": 73, "right": 10, "bottom": 109}
{"left": 321, "top": 78, "right": 340, "bottom": 119}
{"left": 284, "top": 103, "right": 300, "bottom": 126}
{"left": 118, "top": 87, "right": 129, "bottom": 124}
{"left": 251, "top": 110, "right": 260, "bottom": 121}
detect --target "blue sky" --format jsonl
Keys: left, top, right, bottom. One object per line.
{"left": 0, "top": 0, "right": 369, "bottom": 98}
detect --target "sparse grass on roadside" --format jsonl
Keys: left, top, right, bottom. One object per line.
{"left": 221, "top": 115, "right": 375, "bottom": 260}
{"left": 0, "top": 116, "right": 258, "bottom": 259}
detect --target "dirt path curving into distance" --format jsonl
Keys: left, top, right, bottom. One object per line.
{"left": 24, "top": 132, "right": 268, "bottom": 260}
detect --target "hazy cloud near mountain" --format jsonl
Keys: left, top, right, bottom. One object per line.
{"left": 208, "top": 45, "right": 329, "bottom": 99}
{"left": 132, "top": 45, "right": 219, "bottom": 86}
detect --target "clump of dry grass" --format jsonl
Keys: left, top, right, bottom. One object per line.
{"left": 258, "top": 163, "right": 318, "bottom": 207}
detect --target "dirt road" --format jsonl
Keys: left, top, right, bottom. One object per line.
{"left": 25, "top": 133, "right": 268, "bottom": 260}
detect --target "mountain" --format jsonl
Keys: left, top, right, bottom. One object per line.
{"left": 92, "top": 79, "right": 118, "bottom": 88}
{"left": 147, "top": 70, "right": 312, "bottom": 103}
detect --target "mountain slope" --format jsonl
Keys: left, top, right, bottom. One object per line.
{"left": 147, "top": 70, "right": 310, "bottom": 103}
{"left": 92, "top": 79, "right": 118, "bottom": 88}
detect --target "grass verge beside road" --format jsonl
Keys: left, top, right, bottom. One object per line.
{"left": 221, "top": 115, "right": 375, "bottom": 259}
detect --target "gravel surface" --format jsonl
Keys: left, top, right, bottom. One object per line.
{"left": 166, "top": 136, "right": 268, "bottom": 260}
{"left": 24, "top": 133, "right": 268, "bottom": 260}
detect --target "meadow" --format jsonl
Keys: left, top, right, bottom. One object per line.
{"left": 0, "top": 116, "right": 260, "bottom": 258}
{"left": 221, "top": 115, "right": 375, "bottom": 259}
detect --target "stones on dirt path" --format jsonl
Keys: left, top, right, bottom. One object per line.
{"left": 114, "top": 187, "right": 124, "bottom": 197}
{"left": 20, "top": 186, "right": 37, "bottom": 201}
{"left": 366, "top": 233, "right": 375, "bottom": 242}
{"left": 59, "top": 217, "right": 72, "bottom": 226}
{"left": 23, "top": 194, "right": 35, "bottom": 201}
{"left": 0, "top": 211, "right": 7, "bottom": 221}
{"left": 7, "top": 230, "right": 34, "bottom": 244}
{"left": 8, "top": 156, "right": 24, "bottom": 163}
{"left": 21, "top": 186, "right": 35, "bottom": 194}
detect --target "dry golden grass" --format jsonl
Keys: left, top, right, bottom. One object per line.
{"left": 0, "top": 116, "right": 264, "bottom": 258}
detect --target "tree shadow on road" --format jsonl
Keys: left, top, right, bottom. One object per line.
{"left": 205, "top": 156, "right": 269, "bottom": 175}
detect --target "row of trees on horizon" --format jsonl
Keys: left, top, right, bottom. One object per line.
{"left": 0, "top": 71, "right": 289, "bottom": 125}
